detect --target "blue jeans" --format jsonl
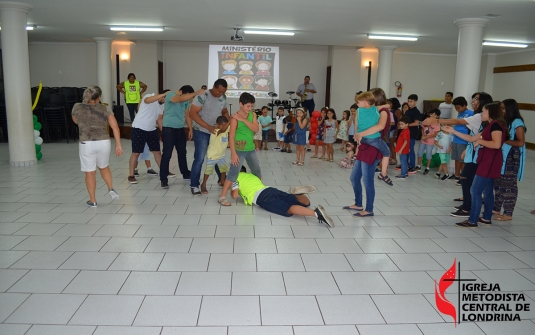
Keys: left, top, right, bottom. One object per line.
{"left": 302, "top": 99, "right": 315, "bottom": 117}
{"left": 262, "top": 130, "right": 269, "bottom": 142}
{"left": 350, "top": 158, "right": 380, "bottom": 213}
{"left": 160, "top": 127, "right": 190, "bottom": 183}
{"left": 400, "top": 154, "right": 408, "bottom": 176}
{"left": 409, "top": 138, "right": 416, "bottom": 167}
{"left": 469, "top": 175, "right": 494, "bottom": 224}
{"left": 190, "top": 129, "right": 211, "bottom": 188}
{"left": 360, "top": 137, "right": 390, "bottom": 157}
{"left": 126, "top": 103, "right": 138, "bottom": 122}
{"left": 226, "top": 150, "right": 262, "bottom": 182}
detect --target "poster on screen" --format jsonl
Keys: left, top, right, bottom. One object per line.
{"left": 208, "top": 45, "right": 279, "bottom": 99}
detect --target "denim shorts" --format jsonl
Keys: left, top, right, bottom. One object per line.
{"left": 226, "top": 150, "right": 262, "bottom": 182}
{"left": 360, "top": 137, "right": 390, "bottom": 157}
{"left": 256, "top": 187, "right": 308, "bottom": 217}
{"left": 205, "top": 156, "right": 229, "bottom": 175}
{"left": 417, "top": 143, "right": 434, "bottom": 159}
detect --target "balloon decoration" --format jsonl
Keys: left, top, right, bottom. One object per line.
{"left": 32, "top": 81, "right": 44, "bottom": 161}
{"left": 309, "top": 110, "right": 321, "bottom": 145}
{"left": 422, "top": 153, "right": 441, "bottom": 168}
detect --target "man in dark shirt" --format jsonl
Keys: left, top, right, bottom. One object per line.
{"left": 404, "top": 94, "right": 422, "bottom": 174}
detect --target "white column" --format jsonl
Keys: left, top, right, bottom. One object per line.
{"left": 452, "top": 18, "right": 489, "bottom": 118}
{"left": 376, "top": 46, "right": 397, "bottom": 97}
{"left": 93, "top": 37, "right": 113, "bottom": 104}
{"left": 0, "top": 1, "right": 35, "bottom": 166}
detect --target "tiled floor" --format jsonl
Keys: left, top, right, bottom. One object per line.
{"left": 1, "top": 141, "right": 535, "bottom": 334}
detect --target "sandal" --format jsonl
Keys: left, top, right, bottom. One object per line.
{"left": 343, "top": 205, "right": 363, "bottom": 211}
{"left": 218, "top": 196, "right": 231, "bottom": 206}
{"left": 292, "top": 161, "right": 299, "bottom": 165}
{"left": 378, "top": 173, "right": 393, "bottom": 186}
{"left": 329, "top": 159, "right": 334, "bottom": 162}
{"left": 297, "top": 162, "right": 304, "bottom": 166}
{"left": 311, "top": 155, "right": 318, "bottom": 158}
{"left": 494, "top": 215, "right": 512, "bottom": 221}
{"left": 389, "top": 159, "right": 397, "bottom": 165}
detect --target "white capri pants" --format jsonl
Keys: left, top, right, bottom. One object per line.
{"left": 79, "top": 139, "right": 111, "bottom": 172}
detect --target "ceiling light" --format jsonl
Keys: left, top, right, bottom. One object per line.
{"left": 368, "top": 34, "right": 418, "bottom": 41}
{"left": 110, "top": 26, "right": 164, "bottom": 32}
{"left": 243, "top": 29, "right": 294, "bottom": 36}
{"left": 0, "top": 25, "right": 36, "bottom": 31}
{"left": 483, "top": 41, "right": 528, "bottom": 48}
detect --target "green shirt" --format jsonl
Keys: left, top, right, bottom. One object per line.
{"left": 163, "top": 92, "right": 189, "bottom": 128}
{"left": 235, "top": 172, "right": 266, "bottom": 205}
{"left": 357, "top": 106, "right": 381, "bottom": 139}
{"left": 234, "top": 111, "right": 255, "bottom": 151}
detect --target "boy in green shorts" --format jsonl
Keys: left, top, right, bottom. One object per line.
{"left": 200, "top": 116, "right": 230, "bottom": 194}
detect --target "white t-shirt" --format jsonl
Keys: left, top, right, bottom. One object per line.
{"left": 132, "top": 93, "right": 164, "bottom": 131}
{"left": 464, "top": 113, "right": 482, "bottom": 134}
{"left": 275, "top": 114, "right": 285, "bottom": 133}
{"left": 438, "top": 102, "right": 453, "bottom": 119}
{"left": 435, "top": 131, "right": 453, "bottom": 153}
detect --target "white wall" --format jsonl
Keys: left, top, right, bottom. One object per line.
{"left": 29, "top": 42, "right": 96, "bottom": 87}
{"left": 330, "top": 46, "right": 360, "bottom": 114}
{"left": 163, "top": 41, "right": 328, "bottom": 113}
{"left": 491, "top": 49, "right": 535, "bottom": 143}
{"left": 391, "top": 52, "right": 457, "bottom": 110}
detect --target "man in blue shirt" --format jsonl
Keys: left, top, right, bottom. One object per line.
{"left": 158, "top": 85, "right": 204, "bottom": 189}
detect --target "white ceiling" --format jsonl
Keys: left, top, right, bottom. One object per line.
{"left": 4, "top": 0, "right": 535, "bottom": 54}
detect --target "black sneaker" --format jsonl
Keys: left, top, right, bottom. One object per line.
{"left": 168, "top": 173, "right": 176, "bottom": 178}
{"left": 147, "top": 169, "right": 158, "bottom": 176}
{"left": 441, "top": 174, "right": 450, "bottom": 181}
{"left": 191, "top": 187, "right": 201, "bottom": 196}
{"left": 423, "top": 168, "right": 430, "bottom": 175}
{"left": 315, "top": 205, "right": 334, "bottom": 228}
{"left": 447, "top": 175, "right": 460, "bottom": 180}
{"left": 453, "top": 205, "right": 463, "bottom": 210}
{"left": 456, "top": 220, "right": 478, "bottom": 228}
{"left": 395, "top": 175, "right": 407, "bottom": 179}
{"left": 455, "top": 180, "right": 462, "bottom": 186}
{"left": 161, "top": 181, "right": 169, "bottom": 189}
{"left": 183, "top": 176, "right": 191, "bottom": 181}
{"left": 128, "top": 176, "right": 138, "bottom": 184}
{"left": 281, "top": 148, "right": 287, "bottom": 152}
{"left": 408, "top": 168, "right": 417, "bottom": 174}
{"left": 86, "top": 201, "right": 97, "bottom": 208}
{"left": 435, "top": 173, "right": 441, "bottom": 179}
{"left": 478, "top": 217, "right": 492, "bottom": 225}
{"left": 306, "top": 148, "right": 311, "bottom": 152}
{"left": 133, "top": 169, "right": 139, "bottom": 177}
{"left": 450, "top": 209, "right": 470, "bottom": 217}
{"left": 415, "top": 166, "right": 421, "bottom": 171}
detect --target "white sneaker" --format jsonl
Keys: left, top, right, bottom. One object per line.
{"left": 289, "top": 185, "right": 317, "bottom": 195}
{"left": 108, "top": 189, "right": 119, "bottom": 200}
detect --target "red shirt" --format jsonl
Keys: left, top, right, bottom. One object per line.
{"left": 395, "top": 128, "right": 410, "bottom": 154}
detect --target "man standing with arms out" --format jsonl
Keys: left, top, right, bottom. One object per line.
{"left": 116, "top": 73, "right": 147, "bottom": 123}
{"left": 127, "top": 91, "right": 171, "bottom": 184}
{"left": 296, "top": 76, "right": 317, "bottom": 118}
{"left": 438, "top": 91, "right": 454, "bottom": 119}
{"left": 159, "top": 85, "right": 204, "bottom": 189}
{"left": 189, "top": 79, "right": 230, "bottom": 195}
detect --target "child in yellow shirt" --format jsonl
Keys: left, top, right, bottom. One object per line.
{"left": 200, "top": 116, "right": 230, "bottom": 194}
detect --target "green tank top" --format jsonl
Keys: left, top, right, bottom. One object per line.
{"left": 357, "top": 106, "right": 381, "bottom": 139}
{"left": 234, "top": 111, "right": 255, "bottom": 151}
{"left": 124, "top": 80, "right": 141, "bottom": 104}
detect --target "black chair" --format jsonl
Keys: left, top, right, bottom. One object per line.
{"left": 76, "top": 87, "right": 86, "bottom": 103}
{"left": 39, "top": 88, "right": 56, "bottom": 107}
{"left": 49, "top": 93, "right": 68, "bottom": 108}
{"left": 59, "top": 87, "right": 77, "bottom": 106}
{"left": 43, "top": 106, "right": 71, "bottom": 143}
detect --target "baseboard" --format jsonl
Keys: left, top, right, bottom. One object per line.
{"left": 526, "top": 142, "right": 535, "bottom": 151}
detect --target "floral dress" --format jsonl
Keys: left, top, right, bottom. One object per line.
{"left": 337, "top": 120, "right": 348, "bottom": 141}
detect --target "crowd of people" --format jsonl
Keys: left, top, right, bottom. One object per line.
{"left": 71, "top": 76, "right": 529, "bottom": 229}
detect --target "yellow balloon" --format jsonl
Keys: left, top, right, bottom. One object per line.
{"left": 32, "top": 81, "right": 43, "bottom": 111}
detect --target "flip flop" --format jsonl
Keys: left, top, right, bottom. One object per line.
{"left": 454, "top": 198, "right": 463, "bottom": 202}
{"left": 218, "top": 196, "right": 231, "bottom": 206}
{"left": 343, "top": 205, "right": 363, "bottom": 211}
{"left": 494, "top": 215, "right": 512, "bottom": 221}
{"left": 354, "top": 212, "right": 374, "bottom": 217}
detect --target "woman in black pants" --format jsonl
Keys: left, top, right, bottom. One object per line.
{"left": 442, "top": 92, "right": 493, "bottom": 217}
